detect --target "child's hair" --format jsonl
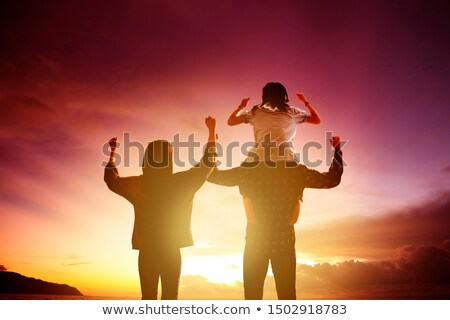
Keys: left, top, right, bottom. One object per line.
{"left": 261, "top": 82, "right": 289, "bottom": 111}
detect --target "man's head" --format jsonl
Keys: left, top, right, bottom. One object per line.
{"left": 262, "top": 82, "right": 289, "bottom": 107}
{"left": 142, "top": 140, "right": 173, "bottom": 174}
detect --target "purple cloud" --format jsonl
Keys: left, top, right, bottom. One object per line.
{"left": 295, "top": 240, "right": 450, "bottom": 299}
{"left": 298, "top": 191, "right": 450, "bottom": 260}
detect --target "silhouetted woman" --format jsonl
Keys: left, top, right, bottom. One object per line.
{"left": 104, "top": 117, "right": 216, "bottom": 299}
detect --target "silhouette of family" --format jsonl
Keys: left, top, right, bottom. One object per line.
{"left": 104, "top": 83, "right": 343, "bottom": 300}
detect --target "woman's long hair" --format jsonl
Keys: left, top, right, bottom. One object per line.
{"left": 261, "top": 82, "right": 289, "bottom": 112}
{"left": 141, "top": 140, "right": 173, "bottom": 194}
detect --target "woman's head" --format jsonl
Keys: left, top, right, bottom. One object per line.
{"left": 142, "top": 140, "right": 173, "bottom": 175}
{"left": 262, "top": 82, "right": 289, "bottom": 109}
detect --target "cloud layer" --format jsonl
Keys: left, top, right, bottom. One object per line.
{"left": 177, "top": 241, "right": 450, "bottom": 299}
{"left": 297, "top": 191, "right": 450, "bottom": 260}
{"left": 297, "top": 241, "right": 450, "bottom": 299}
{"left": 178, "top": 192, "right": 450, "bottom": 299}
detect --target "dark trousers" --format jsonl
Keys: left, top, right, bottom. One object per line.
{"left": 243, "top": 244, "right": 297, "bottom": 300}
{"left": 138, "top": 247, "right": 181, "bottom": 300}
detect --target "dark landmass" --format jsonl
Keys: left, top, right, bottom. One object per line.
{"left": 0, "top": 271, "right": 83, "bottom": 296}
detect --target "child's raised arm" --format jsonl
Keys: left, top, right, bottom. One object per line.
{"left": 227, "top": 97, "right": 250, "bottom": 126}
{"left": 296, "top": 93, "right": 321, "bottom": 124}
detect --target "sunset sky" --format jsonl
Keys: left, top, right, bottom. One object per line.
{"left": 1, "top": 0, "right": 449, "bottom": 299}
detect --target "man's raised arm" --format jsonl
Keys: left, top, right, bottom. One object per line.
{"left": 302, "top": 136, "right": 344, "bottom": 189}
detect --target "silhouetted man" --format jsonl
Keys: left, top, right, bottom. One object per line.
{"left": 104, "top": 117, "right": 216, "bottom": 299}
{"left": 208, "top": 136, "right": 343, "bottom": 299}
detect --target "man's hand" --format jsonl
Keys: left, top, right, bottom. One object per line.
{"left": 238, "top": 97, "right": 250, "bottom": 110}
{"left": 330, "top": 136, "right": 341, "bottom": 149}
{"left": 205, "top": 116, "right": 216, "bottom": 131}
{"left": 296, "top": 93, "right": 308, "bottom": 105}
{"left": 109, "top": 137, "right": 118, "bottom": 150}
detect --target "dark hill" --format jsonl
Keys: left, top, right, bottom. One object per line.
{"left": 0, "top": 271, "right": 83, "bottom": 296}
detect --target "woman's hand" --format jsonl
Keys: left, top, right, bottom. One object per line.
{"left": 109, "top": 137, "right": 118, "bottom": 150}
{"left": 205, "top": 116, "right": 216, "bottom": 131}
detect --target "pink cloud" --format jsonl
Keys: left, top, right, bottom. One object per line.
{"left": 177, "top": 241, "right": 450, "bottom": 299}
{"left": 298, "top": 191, "right": 450, "bottom": 260}
{"left": 296, "top": 240, "right": 450, "bottom": 299}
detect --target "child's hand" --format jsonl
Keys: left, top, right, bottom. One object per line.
{"left": 296, "top": 93, "right": 308, "bottom": 105}
{"left": 330, "top": 136, "right": 341, "bottom": 149}
{"left": 109, "top": 137, "right": 118, "bottom": 150}
{"left": 205, "top": 116, "right": 216, "bottom": 131}
{"left": 238, "top": 97, "right": 250, "bottom": 110}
